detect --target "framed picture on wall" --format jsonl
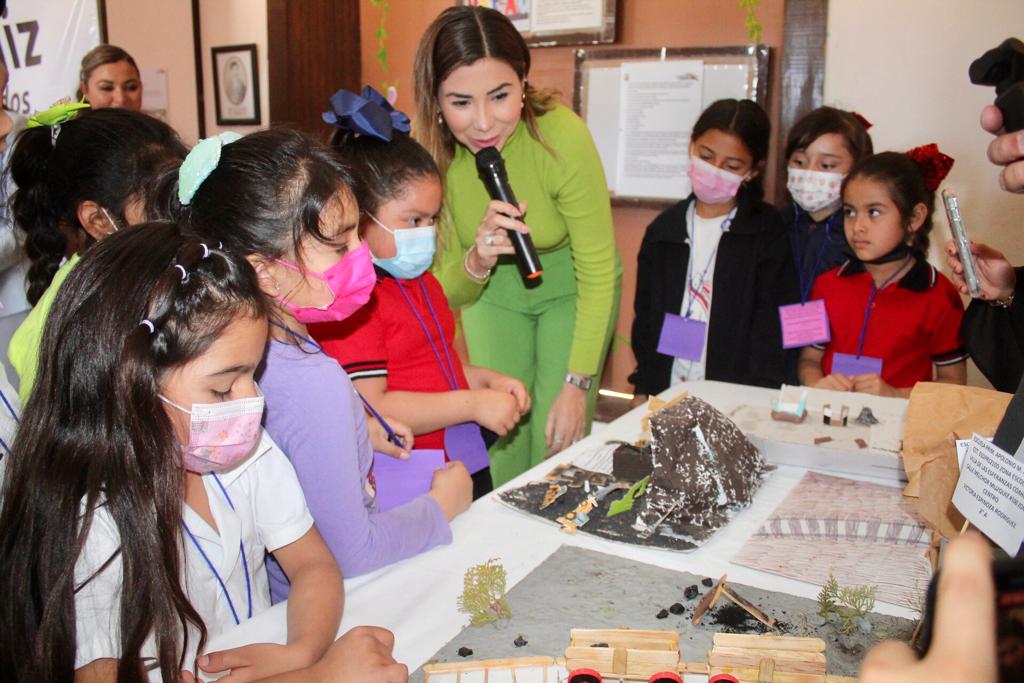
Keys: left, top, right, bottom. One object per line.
{"left": 211, "top": 43, "right": 261, "bottom": 125}
{"left": 457, "top": 0, "right": 616, "bottom": 48}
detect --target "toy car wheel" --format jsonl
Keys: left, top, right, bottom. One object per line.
{"left": 648, "top": 672, "right": 682, "bottom": 683}
{"left": 707, "top": 675, "right": 741, "bottom": 683}
{"left": 567, "top": 668, "right": 602, "bottom": 683}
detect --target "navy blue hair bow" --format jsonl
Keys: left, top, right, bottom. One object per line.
{"left": 322, "top": 86, "right": 411, "bottom": 142}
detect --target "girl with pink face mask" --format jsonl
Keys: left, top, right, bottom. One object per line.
{"left": 179, "top": 128, "right": 471, "bottom": 602}
{"left": 630, "top": 99, "right": 798, "bottom": 403}
{"left": 0, "top": 223, "right": 406, "bottom": 682}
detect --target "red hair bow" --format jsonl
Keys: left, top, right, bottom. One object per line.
{"left": 906, "top": 143, "right": 955, "bottom": 192}
{"left": 850, "top": 111, "right": 873, "bottom": 130}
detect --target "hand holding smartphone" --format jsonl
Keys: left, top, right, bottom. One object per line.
{"left": 941, "top": 189, "right": 982, "bottom": 299}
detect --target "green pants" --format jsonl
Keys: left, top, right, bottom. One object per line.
{"left": 462, "top": 246, "right": 620, "bottom": 487}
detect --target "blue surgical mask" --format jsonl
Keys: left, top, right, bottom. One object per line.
{"left": 367, "top": 213, "right": 436, "bottom": 279}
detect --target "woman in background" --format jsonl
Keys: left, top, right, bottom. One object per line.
{"left": 78, "top": 44, "right": 143, "bottom": 111}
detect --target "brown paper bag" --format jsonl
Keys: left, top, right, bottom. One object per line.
{"left": 905, "top": 382, "right": 1007, "bottom": 499}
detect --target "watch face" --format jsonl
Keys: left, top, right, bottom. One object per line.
{"left": 567, "top": 374, "right": 592, "bottom": 390}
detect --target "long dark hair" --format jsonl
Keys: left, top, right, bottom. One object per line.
{"left": 10, "top": 108, "right": 187, "bottom": 304}
{"left": 413, "top": 5, "right": 557, "bottom": 173}
{"left": 691, "top": 98, "right": 771, "bottom": 200}
{"left": 329, "top": 125, "right": 441, "bottom": 219}
{"left": 843, "top": 151, "right": 936, "bottom": 253}
{"left": 0, "top": 221, "right": 270, "bottom": 682}
{"left": 784, "top": 106, "right": 874, "bottom": 164}
{"left": 180, "top": 127, "right": 357, "bottom": 271}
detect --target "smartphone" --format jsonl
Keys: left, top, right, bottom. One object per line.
{"left": 918, "top": 552, "right": 1024, "bottom": 682}
{"left": 941, "top": 189, "right": 982, "bottom": 298}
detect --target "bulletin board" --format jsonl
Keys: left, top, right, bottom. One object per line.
{"left": 574, "top": 45, "right": 770, "bottom": 207}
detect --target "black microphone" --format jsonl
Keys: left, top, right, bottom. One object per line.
{"left": 474, "top": 147, "right": 543, "bottom": 281}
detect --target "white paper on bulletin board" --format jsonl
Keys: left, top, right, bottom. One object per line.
{"left": 577, "top": 46, "right": 768, "bottom": 202}
{"left": 586, "top": 66, "right": 621, "bottom": 193}
{"left": 614, "top": 59, "right": 702, "bottom": 200}
{"left": 702, "top": 63, "right": 750, "bottom": 107}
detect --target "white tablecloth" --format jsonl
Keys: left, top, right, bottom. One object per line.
{"left": 207, "top": 380, "right": 916, "bottom": 671}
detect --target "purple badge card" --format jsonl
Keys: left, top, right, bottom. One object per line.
{"left": 372, "top": 449, "right": 446, "bottom": 512}
{"left": 779, "top": 299, "right": 831, "bottom": 349}
{"left": 656, "top": 313, "right": 707, "bottom": 362}
{"left": 444, "top": 422, "right": 490, "bottom": 474}
{"left": 831, "top": 352, "right": 883, "bottom": 378}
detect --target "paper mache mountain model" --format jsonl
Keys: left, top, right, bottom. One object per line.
{"left": 633, "top": 396, "right": 769, "bottom": 541}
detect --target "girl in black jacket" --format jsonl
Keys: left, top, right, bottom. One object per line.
{"left": 630, "top": 99, "right": 798, "bottom": 402}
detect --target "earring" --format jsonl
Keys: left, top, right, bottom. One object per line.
{"left": 437, "top": 112, "right": 444, "bottom": 126}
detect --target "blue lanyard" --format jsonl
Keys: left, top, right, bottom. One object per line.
{"left": 792, "top": 209, "right": 837, "bottom": 303}
{"left": 394, "top": 277, "right": 461, "bottom": 391}
{"left": 0, "top": 385, "right": 18, "bottom": 457}
{"left": 271, "top": 321, "right": 405, "bottom": 448}
{"left": 271, "top": 321, "right": 323, "bottom": 353}
{"left": 181, "top": 473, "right": 253, "bottom": 626}
{"left": 854, "top": 257, "right": 912, "bottom": 358}
{"left": 684, "top": 203, "right": 734, "bottom": 318}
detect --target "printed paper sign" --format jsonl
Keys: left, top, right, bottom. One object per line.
{"left": 831, "top": 352, "right": 883, "bottom": 378}
{"left": 657, "top": 313, "right": 707, "bottom": 362}
{"left": 952, "top": 434, "right": 1024, "bottom": 555}
{"left": 779, "top": 300, "right": 831, "bottom": 349}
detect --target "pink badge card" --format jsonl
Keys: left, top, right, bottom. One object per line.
{"left": 779, "top": 300, "right": 831, "bottom": 349}
{"left": 372, "top": 449, "right": 446, "bottom": 512}
{"left": 656, "top": 313, "right": 707, "bottom": 362}
{"left": 444, "top": 422, "right": 490, "bottom": 474}
{"left": 831, "top": 352, "right": 883, "bottom": 378}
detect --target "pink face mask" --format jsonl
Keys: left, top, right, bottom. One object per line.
{"left": 274, "top": 242, "right": 376, "bottom": 324}
{"left": 160, "top": 391, "right": 265, "bottom": 474}
{"left": 688, "top": 156, "right": 746, "bottom": 205}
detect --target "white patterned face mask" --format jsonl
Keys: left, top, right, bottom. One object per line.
{"left": 787, "top": 167, "right": 844, "bottom": 215}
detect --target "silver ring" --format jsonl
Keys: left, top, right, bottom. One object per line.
{"left": 553, "top": 435, "right": 564, "bottom": 444}
{"left": 484, "top": 234, "right": 495, "bottom": 246}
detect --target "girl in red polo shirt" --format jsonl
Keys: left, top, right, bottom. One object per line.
{"left": 310, "top": 87, "right": 530, "bottom": 498}
{"left": 798, "top": 147, "right": 968, "bottom": 397}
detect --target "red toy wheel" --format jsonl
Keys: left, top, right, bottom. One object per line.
{"left": 648, "top": 672, "right": 682, "bottom": 683}
{"left": 708, "top": 675, "right": 741, "bottom": 683}
{"left": 567, "top": 668, "right": 603, "bottom": 683}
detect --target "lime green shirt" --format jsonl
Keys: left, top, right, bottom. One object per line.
{"left": 434, "top": 105, "right": 619, "bottom": 376}
{"left": 9, "top": 253, "right": 80, "bottom": 402}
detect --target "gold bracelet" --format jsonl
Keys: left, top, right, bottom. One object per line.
{"left": 463, "top": 244, "right": 492, "bottom": 284}
{"left": 990, "top": 292, "right": 1016, "bottom": 308}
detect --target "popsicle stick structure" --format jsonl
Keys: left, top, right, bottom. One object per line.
{"left": 421, "top": 656, "right": 556, "bottom": 682}
{"left": 691, "top": 575, "right": 775, "bottom": 629}
{"left": 705, "top": 633, "right": 856, "bottom": 683}
{"left": 564, "top": 629, "right": 683, "bottom": 680}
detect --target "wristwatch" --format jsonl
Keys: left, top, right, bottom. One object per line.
{"left": 565, "top": 372, "right": 593, "bottom": 391}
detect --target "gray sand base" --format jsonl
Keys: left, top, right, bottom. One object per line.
{"left": 413, "top": 545, "right": 915, "bottom": 680}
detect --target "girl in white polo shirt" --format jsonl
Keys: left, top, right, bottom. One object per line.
{"left": 0, "top": 223, "right": 353, "bottom": 682}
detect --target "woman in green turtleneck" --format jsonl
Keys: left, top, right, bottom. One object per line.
{"left": 413, "top": 5, "right": 621, "bottom": 486}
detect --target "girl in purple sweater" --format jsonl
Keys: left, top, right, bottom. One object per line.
{"left": 177, "top": 128, "right": 472, "bottom": 602}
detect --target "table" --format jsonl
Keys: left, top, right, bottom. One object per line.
{"left": 207, "top": 380, "right": 916, "bottom": 672}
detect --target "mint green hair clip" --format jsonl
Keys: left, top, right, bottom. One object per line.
{"left": 178, "top": 131, "right": 244, "bottom": 206}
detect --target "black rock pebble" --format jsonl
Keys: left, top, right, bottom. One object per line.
{"left": 656, "top": 608, "right": 669, "bottom": 619}
{"left": 457, "top": 646, "right": 473, "bottom": 657}
{"left": 702, "top": 577, "right": 713, "bottom": 587}
{"left": 684, "top": 584, "right": 699, "bottom": 600}
{"left": 669, "top": 602, "right": 684, "bottom": 615}
{"left": 513, "top": 635, "right": 528, "bottom": 648}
